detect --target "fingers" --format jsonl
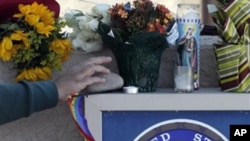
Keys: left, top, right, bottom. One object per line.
{"left": 56, "top": 56, "right": 112, "bottom": 101}
{"left": 70, "top": 76, "right": 106, "bottom": 96}
{"left": 75, "top": 56, "right": 112, "bottom": 80}
{"left": 62, "top": 76, "right": 106, "bottom": 101}
{"left": 76, "top": 64, "right": 110, "bottom": 81}
{"left": 85, "top": 56, "right": 112, "bottom": 66}
{"left": 82, "top": 76, "right": 106, "bottom": 87}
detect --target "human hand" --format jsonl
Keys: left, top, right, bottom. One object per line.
{"left": 54, "top": 56, "right": 112, "bottom": 101}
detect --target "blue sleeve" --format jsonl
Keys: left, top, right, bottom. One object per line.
{"left": 0, "top": 80, "right": 59, "bottom": 125}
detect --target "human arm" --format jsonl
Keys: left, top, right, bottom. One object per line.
{"left": 0, "top": 56, "right": 112, "bottom": 125}
{"left": 0, "top": 80, "right": 58, "bottom": 125}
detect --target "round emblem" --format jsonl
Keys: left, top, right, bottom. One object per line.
{"left": 134, "top": 119, "right": 228, "bottom": 141}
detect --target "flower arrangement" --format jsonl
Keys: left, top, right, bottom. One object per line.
{"left": 0, "top": 2, "right": 72, "bottom": 82}
{"left": 64, "top": 4, "right": 110, "bottom": 53}
{"left": 96, "top": 0, "right": 175, "bottom": 92}
{"left": 108, "top": 0, "right": 174, "bottom": 39}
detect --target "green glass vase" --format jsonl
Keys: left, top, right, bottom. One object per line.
{"left": 98, "top": 23, "right": 168, "bottom": 92}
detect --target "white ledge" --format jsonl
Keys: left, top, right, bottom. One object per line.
{"left": 85, "top": 88, "right": 250, "bottom": 111}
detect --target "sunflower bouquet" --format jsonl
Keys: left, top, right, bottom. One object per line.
{"left": 0, "top": 2, "right": 72, "bottom": 82}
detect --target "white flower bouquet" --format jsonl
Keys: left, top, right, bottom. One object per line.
{"left": 64, "top": 4, "right": 111, "bottom": 53}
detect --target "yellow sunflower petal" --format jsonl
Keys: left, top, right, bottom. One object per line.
{"left": 42, "top": 67, "right": 52, "bottom": 78}
{"left": 0, "top": 37, "right": 14, "bottom": 61}
{"left": 29, "top": 69, "right": 38, "bottom": 81}
{"left": 35, "top": 22, "right": 55, "bottom": 36}
{"left": 16, "top": 71, "right": 26, "bottom": 81}
{"left": 35, "top": 67, "right": 52, "bottom": 80}
{"left": 30, "top": 2, "right": 40, "bottom": 14}
{"left": 1, "top": 37, "right": 13, "bottom": 50}
{"left": 50, "top": 39, "right": 72, "bottom": 56}
{"left": 13, "top": 4, "right": 31, "bottom": 18}
{"left": 25, "top": 14, "right": 40, "bottom": 26}
{"left": 11, "top": 31, "right": 30, "bottom": 48}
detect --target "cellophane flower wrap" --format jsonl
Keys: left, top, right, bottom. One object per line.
{"left": 208, "top": 0, "right": 250, "bottom": 92}
{"left": 0, "top": 2, "right": 72, "bottom": 82}
{"left": 97, "top": 0, "right": 174, "bottom": 92}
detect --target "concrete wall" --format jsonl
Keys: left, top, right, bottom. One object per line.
{"left": 57, "top": 0, "right": 216, "bottom": 25}
{"left": 0, "top": 1, "right": 220, "bottom": 141}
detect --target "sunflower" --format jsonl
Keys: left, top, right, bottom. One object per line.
{"left": 16, "top": 67, "right": 52, "bottom": 81}
{"left": 0, "top": 36, "right": 13, "bottom": 61}
{"left": 0, "top": 2, "right": 72, "bottom": 82}
{"left": 50, "top": 38, "right": 72, "bottom": 61}
{"left": 13, "top": 2, "right": 56, "bottom": 37}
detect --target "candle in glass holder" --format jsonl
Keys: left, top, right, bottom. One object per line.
{"left": 176, "top": 3, "right": 201, "bottom": 90}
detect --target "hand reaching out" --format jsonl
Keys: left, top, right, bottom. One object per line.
{"left": 54, "top": 56, "right": 112, "bottom": 101}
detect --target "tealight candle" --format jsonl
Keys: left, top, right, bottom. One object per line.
{"left": 123, "top": 86, "right": 139, "bottom": 94}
